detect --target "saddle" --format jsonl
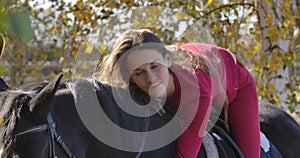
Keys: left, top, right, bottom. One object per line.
{"left": 202, "top": 114, "right": 245, "bottom": 158}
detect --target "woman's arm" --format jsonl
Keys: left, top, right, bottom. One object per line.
{"left": 174, "top": 70, "right": 213, "bottom": 158}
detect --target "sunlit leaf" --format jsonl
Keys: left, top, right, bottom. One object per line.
{"left": 85, "top": 42, "right": 93, "bottom": 54}
{"left": 273, "top": 95, "right": 281, "bottom": 105}
{"left": 205, "top": 0, "right": 213, "bottom": 7}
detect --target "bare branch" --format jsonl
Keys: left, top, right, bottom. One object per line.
{"left": 201, "top": 2, "right": 256, "bottom": 17}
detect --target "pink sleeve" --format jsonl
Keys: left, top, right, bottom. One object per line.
{"left": 174, "top": 70, "right": 213, "bottom": 158}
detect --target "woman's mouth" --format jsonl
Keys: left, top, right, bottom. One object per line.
{"left": 150, "top": 82, "right": 160, "bottom": 89}
{"left": 148, "top": 82, "right": 167, "bottom": 98}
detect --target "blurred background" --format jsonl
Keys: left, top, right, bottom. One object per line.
{"left": 0, "top": 0, "right": 299, "bottom": 118}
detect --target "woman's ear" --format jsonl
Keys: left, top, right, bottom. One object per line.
{"left": 165, "top": 54, "right": 172, "bottom": 67}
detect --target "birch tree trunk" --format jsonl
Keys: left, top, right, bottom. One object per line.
{"left": 257, "top": 0, "right": 300, "bottom": 110}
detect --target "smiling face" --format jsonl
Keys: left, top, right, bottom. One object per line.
{"left": 126, "top": 49, "right": 174, "bottom": 99}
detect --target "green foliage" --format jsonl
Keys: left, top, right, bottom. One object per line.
{"left": 0, "top": 0, "right": 299, "bottom": 111}
{"left": 9, "top": 9, "right": 35, "bottom": 42}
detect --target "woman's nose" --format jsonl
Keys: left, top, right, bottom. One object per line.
{"left": 146, "top": 71, "right": 157, "bottom": 84}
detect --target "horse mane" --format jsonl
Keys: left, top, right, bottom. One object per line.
{"left": 0, "top": 91, "right": 32, "bottom": 157}
{"left": 65, "top": 78, "right": 101, "bottom": 104}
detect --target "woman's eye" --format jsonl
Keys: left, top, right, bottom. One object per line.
{"left": 134, "top": 71, "right": 143, "bottom": 76}
{"left": 151, "top": 64, "right": 159, "bottom": 69}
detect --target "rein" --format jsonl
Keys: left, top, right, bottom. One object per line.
{"left": 15, "top": 113, "right": 75, "bottom": 158}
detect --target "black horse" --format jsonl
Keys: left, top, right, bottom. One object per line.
{"left": 259, "top": 101, "right": 300, "bottom": 158}
{"left": 0, "top": 74, "right": 297, "bottom": 158}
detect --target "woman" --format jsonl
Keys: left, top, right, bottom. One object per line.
{"left": 98, "top": 29, "right": 260, "bottom": 158}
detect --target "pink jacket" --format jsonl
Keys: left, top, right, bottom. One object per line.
{"left": 165, "top": 43, "right": 251, "bottom": 158}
